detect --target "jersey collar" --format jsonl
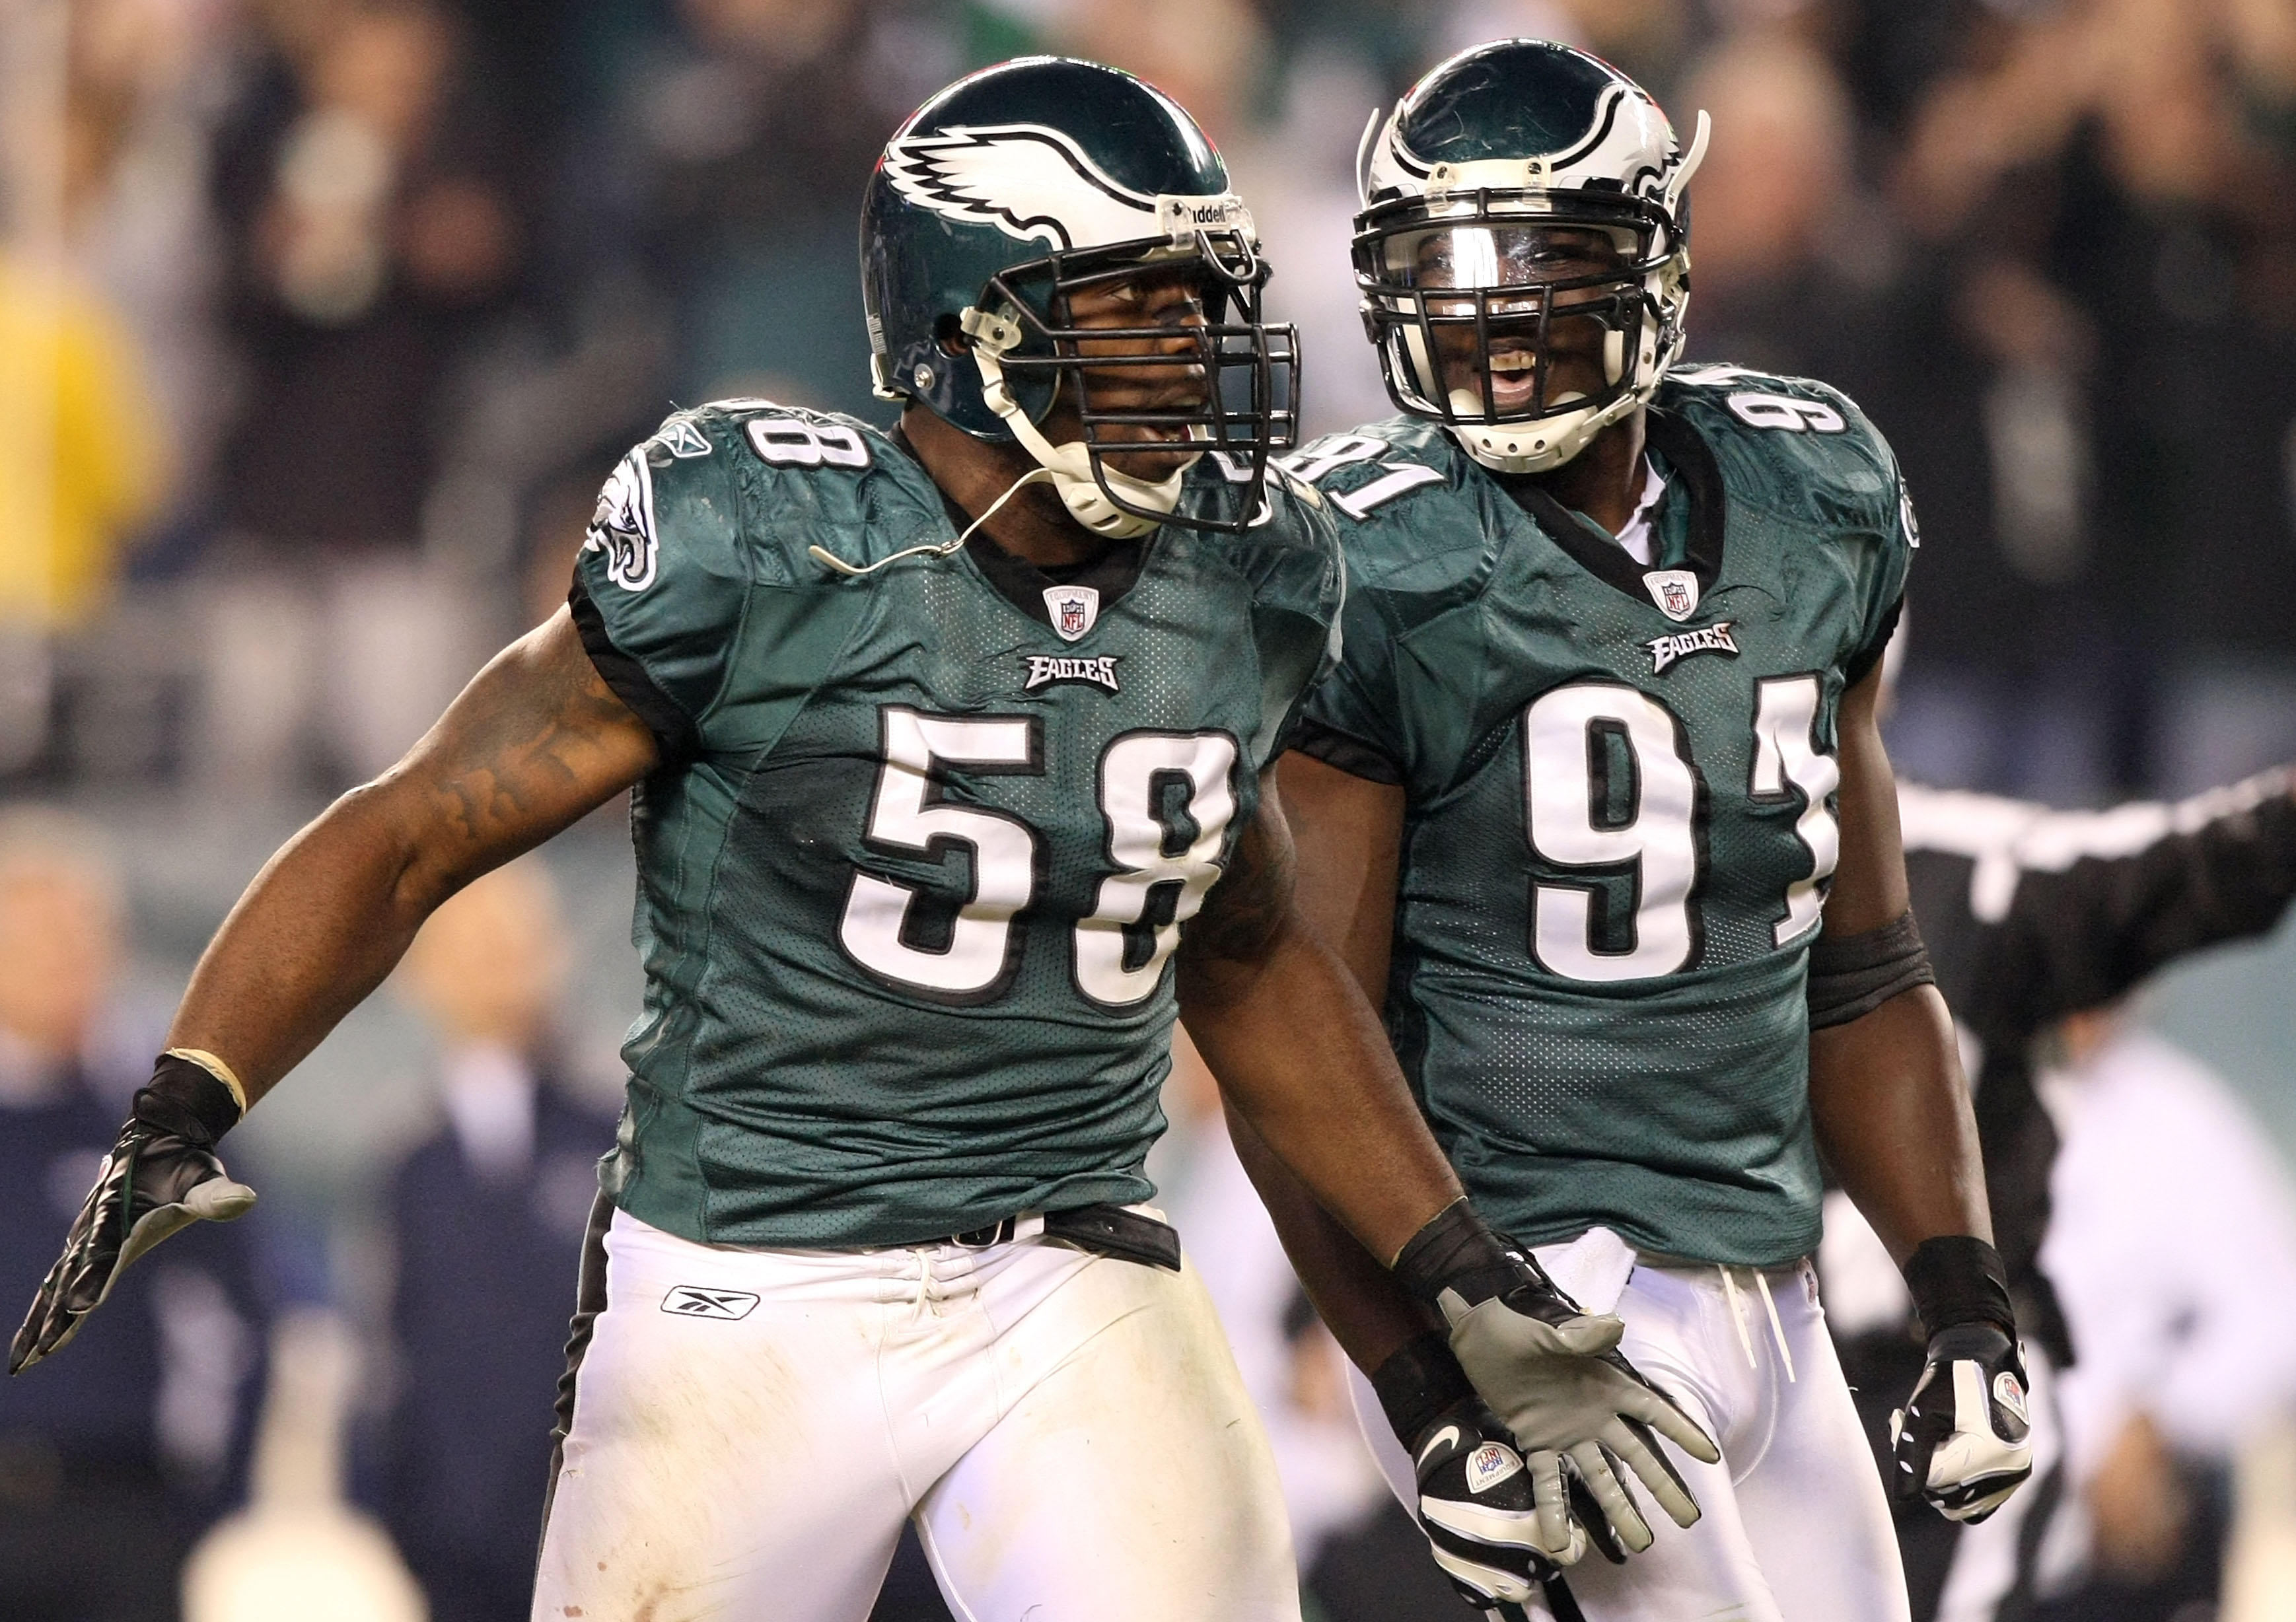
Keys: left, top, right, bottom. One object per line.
{"left": 1496, "top": 407, "right": 1726, "bottom": 609}
{"left": 889, "top": 422, "right": 1151, "bottom": 633}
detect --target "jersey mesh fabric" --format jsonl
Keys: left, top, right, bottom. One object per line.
{"left": 1293, "top": 369, "right": 1912, "bottom": 1266}
{"left": 575, "top": 404, "right": 1343, "bottom": 1246}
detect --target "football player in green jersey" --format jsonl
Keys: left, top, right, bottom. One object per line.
{"left": 11, "top": 57, "right": 1718, "bottom": 1622}
{"left": 1234, "top": 40, "right": 2034, "bottom": 1622}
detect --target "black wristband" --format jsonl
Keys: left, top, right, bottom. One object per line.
{"left": 1904, "top": 1235, "right": 2017, "bottom": 1339}
{"left": 131, "top": 1054, "right": 243, "bottom": 1149}
{"left": 1807, "top": 908, "right": 1935, "bottom": 1030}
{"left": 1369, "top": 1332, "right": 1477, "bottom": 1446}
{"left": 1391, "top": 1199, "right": 1531, "bottom": 1310}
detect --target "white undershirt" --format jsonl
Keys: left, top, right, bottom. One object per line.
{"left": 1612, "top": 454, "right": 1667, "bottom": 567}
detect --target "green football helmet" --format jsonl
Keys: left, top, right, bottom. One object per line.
{"left": 1355, "top": 40, "right": 1708, "bottom": 475}
{"left": 862, "top": 56, "right": 1299, "bottom": 538}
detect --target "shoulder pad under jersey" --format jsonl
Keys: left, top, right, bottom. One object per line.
{"left": 1277, "top": 415, "right": 1509, "bottom": 608}
{"left": 655, "top": 400, "right": 953, "bottom": 584}
{"left": 1657, "top": 365, "right": 1913, "bottom": 548}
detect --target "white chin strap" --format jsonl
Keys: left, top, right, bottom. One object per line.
{"left": 1445, "top": 386, "right": 1640, "bottom": 476}
{"left": 962, "top": 306, "right": 1194, "bottom": 541}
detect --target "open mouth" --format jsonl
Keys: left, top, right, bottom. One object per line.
{"left": 1096, "top": 411, "right": 1202, "bottom": 449}
{"left": 1482, "top": 345, "right": 1541, "bottom": 411}
{"left": 1442, "top": 320, "right": 1606, "bottom": 418}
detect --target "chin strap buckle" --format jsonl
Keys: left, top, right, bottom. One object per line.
{"left": 959, "top": 304, "right": 1022, "bottom": 355}
{"left": 869, "top": 351, "right": 904, "bottom": 402}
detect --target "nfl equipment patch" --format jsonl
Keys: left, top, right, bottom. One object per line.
{"left": 1643, "top": 569, "right": 1700, "bottom": 622}
{"left": 1993, "top": 1368, "right": 2028, "bottom": 1425}
{"left": 1043, "top": 585, "right": 1100, "bottom": 641}
{"left": 1464, "top": 1439, "right": 1525, "bottom": 1495}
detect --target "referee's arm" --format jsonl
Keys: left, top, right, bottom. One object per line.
{"left": 1951, "top": 769, "right": 2296, "bottom": 1049}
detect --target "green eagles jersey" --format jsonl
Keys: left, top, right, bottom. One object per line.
{"left": 1290, "top": 365, "right": 1914, "bottom": 1267}
{"left": 571, "top": 402, "right": 1342, "bottom": 1248}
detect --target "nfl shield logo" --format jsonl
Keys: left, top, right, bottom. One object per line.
{"left": 1043, "top": 585, "right": 1100, "bottom": 643}
{"left": 1464, "top": 1440, "right": 1524, "bottom": 1495}
{"left": 1643, "top": 569, "right": 1700, "bottom": 623}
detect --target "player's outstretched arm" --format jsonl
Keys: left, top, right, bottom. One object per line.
{"left": 166, "top": 606, "right": 659, "bottom": 1101}
{"left": 1956, "top": 765, "right": 2296, "bottom": 1047}
{"left": 1809, "top": 662, "right": 2031, "bottom": 1523}
{"left": 11, "top": 608, "right": 657, "bottom": 1373}
{"left": 1190, "top": 759, "right": 1717, "bottom": 1578}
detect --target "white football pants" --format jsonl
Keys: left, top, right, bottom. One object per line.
{"left": 534, "top": 1208, "right": 1299, "bottom": 1622}
{"left": 1353, "top": 1255, "right": 1911, "bottom": 1622}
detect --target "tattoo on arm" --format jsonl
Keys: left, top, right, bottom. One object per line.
{"left": 394, "top": 610, "right": 659, "bottom": 900}
{"left": 164, "top": 609, "right": 657, "bottom": 1102}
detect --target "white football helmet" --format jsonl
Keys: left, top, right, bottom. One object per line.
{"left": 1354, "top": 40, "right": 1709, "bottom": 475}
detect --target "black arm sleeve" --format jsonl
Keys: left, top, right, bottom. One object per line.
{"left": 1806, "top": 909, "right": 1934, "bottom": 1029}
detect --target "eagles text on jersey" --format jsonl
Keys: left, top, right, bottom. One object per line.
{"left": 1287, "top": 365, "right": 1913, "bottom": 1266}
{"left": 570, "top": 402, "right": 1342, "bottom": 1248}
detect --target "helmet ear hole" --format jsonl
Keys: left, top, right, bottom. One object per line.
{"left": 934, "top": 313, "right": 970, "bottom": 357}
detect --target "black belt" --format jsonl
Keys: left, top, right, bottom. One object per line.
{"left": 943, "top": 1204, "right": 1182, "bottom": 1272}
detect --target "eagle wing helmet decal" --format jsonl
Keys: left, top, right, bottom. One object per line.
{"left": 1362, "top": 81, "right": 1694, "bottom": 208}
{"left": 883, "top": 122, "right": 1245, "bottom": 252}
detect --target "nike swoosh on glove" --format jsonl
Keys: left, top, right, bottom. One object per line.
{"left": 11, "top": 1056, "right": 255, "bottom": 1374}
{"left": 1410, "top": 1395, "right": 1626, "bottom": 1611}
{"left": 1890, "top": 1322, "right": 2033, "bottom": 1523}
{"left": 1394, "top": 1202, "right": 1721, "bottom": 1557}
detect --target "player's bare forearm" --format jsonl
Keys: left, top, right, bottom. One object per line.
{"left": 1217, "top": 751, "right": 1431, "bottom": 1372}
{"left": 1276, "top": 751, "right": 1405, "bottom": 995}
{"left": 169, "top": 609, "right": 659, "bottom": 1102}
{"left": 1178, "top": 774, "right": 1463, "bottom": 1265}
{"left": 1808, "top": 664, "right": 1992, "bottom": 1262}
{"left": 1811, "top": 987, "right": 1990, "bottom": 1262}
{"left": 1226, "top": 1099, "right": 1435, "bottom": 1372}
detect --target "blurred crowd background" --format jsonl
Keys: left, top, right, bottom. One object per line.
{"left": 5, "top": 0, "right": 2296, "bottom": 1619}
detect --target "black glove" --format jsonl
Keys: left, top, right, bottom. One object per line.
{"left": 1373, "top": 1334, "right": 1620, "bottom": 1617}
{"left": 11, "top": 1054, "right": 256, "bottom": 1374}
{"left": 1890, "top": 1238, "right": 2032, "bottom": 1523}
{"left": 1394, "top": 1202, "right": 1720, "bottom": 1556}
